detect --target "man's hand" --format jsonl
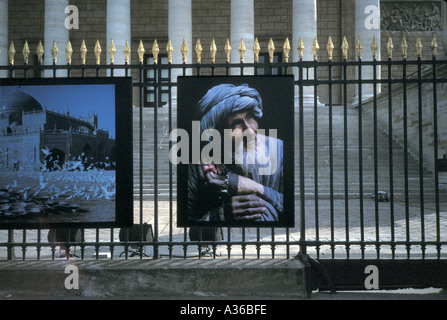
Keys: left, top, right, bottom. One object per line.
{"left": 235, "top": 175, "right": 264, "bottom": 196}
{"left": 228, "top": 194, "right": 266, "bottom": 221}
{"left": 204, "top": 171, "right": 227, "bottom": 189}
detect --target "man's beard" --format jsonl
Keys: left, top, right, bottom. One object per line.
{"left": 230, "top": 133, "right": 278, "bottom": 177}
{"left": 231, "top": 134, "right": 260, "bottom": 179}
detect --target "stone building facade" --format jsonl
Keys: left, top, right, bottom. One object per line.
{"left": 0, "top": 89, "right": 115, "bottom": 171}
{"left": 1, "top": 0, "right": 446, "bottom": 105}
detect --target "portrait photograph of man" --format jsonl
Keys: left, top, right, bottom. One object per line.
{"left": 176, "top": 76, "right": 294, "bottom": 228}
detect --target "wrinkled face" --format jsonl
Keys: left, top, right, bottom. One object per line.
{"left": 226, "top": 110, "right": 259, "bottom": 132}
{"left": 225, "top": 110, "right": 259, "bottom": 151}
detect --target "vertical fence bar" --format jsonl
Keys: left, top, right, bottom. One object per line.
{"left": 95, "top": 228, "right": 100, "bottom": 259}
{"left": 198, "top": 228, "right": 202, "bottom": 259}
{"left": 66, "top": 229, "right": 72, "bottom": 260}
{"left": 242, "top": 228, "right": 246, "bottom": 259}
{"left": 138, "top": 56, "right": 145, "bottom": 259}
{"left": 36, "top": 229, "right": 41, "bottom": 260}
{"left": 7, "top": 55, "right": 14, "bottom": 260}
{"left": 109, "top": 63, "right": 115, "bottom": 259}
{"left": 432, "top": 55, "right": 441, "bottom": 259}
{"left": 387, "top": 56, "right": 395, "bottom": 259}
{"left": 24, "top": 58, "right": 28, "bottom": 79}
{"left": 81, "top": 229, "right": 86, "bottom": 260}
{"left": 182, "top": 64, "right": 188, "bottom": 259}
{"left": 21, "top": 230, "right": 26, "bottom": 260}
{"left": 227, "top": 228, "right": 232, "bottom": 259}
{"left": 343, "top": 56, "right": 350, "bottom": 258}
{"left": 313, "top": 59, "right": 320, "bottom": 259}
{"left": 124, "top": 57, "right": 130, "bottom": 257}
{"left": 299, "top": 56, "right": 306, "bottom": 256}
{"left": 284, "top": 61, "right": 290, "bottom": 259}
{"left": 110, "top": 228, "right": 114, "bottom": 259}
{"left": 328, "top": 59, "right": 334, "bottom": 258}
{"left": 403, "top": 56, "right": 410, "bottom": 258}
{"left": 50, "top": 234, "right": 56, "bottom": 260}
{"left": 168, "top": 62, "right": 174, "bottom": 259}
{"left": 417, "top": 55, "right": 425, "bottom": 259}
{"left": 358, "top": 58, "right": 365, "bottom": 259}
{"left": 153, "top": 63, "right": 159, "bottom": 259}
{"left": 373, "top": 56, "right": 380, "bottom": 259}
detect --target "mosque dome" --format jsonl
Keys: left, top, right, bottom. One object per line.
{"left": 0, "top": 90, "right": 43, "bottom": 115}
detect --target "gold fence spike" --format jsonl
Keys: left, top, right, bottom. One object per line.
{"left": 152, "top": 39, "right": 159, "bottom": 64}
{"left": 238, "top": 38, "right": 246, "bottom": 63}
{"left": 341, "top": 36, "right": 349, "bottom": 60}
{"left": 401, "top": 36, "right": 408, "bottom": 59}
{"left": 431, "top": 36, "right": 438, "bottom": 57}
{"left": 253, "top": 38, "right": 260, "bottom": 63}
{"left": 137, "top": 40, "right": 145, "bottom": 64}
{"left": 94, "top": 40, "right": 102, "bottom": 65}
{"left": 22, "top": 41, "right": 30, "bottom": 64}
{"left": 225, "top": 38, "right": 231, "bottom": 63}
{"left": 181, "top": 39, "right": 188, "bottom": 63}
{"left": 166, "top": 39, "right": 173, "bottom": 63}
{"left": 415, "top": 37, "right": 423, "bottom": 58}
{"left": 123, "top": 40, "right": 131, "bottom": 64}
{"left": 356, "top": 36, "right": 363, "bottom": 60}
{"left": 210, "top": 38, "right": 217, "bottom": 64}
{"left": 66, "top": 41, "right": 73, "bottom": 65}
{"left": 8, "top": 41, "right": 15, "bottom": 65}
{"left": 371, "top": 35, "right": 378, "bottom": 60}
{"left": 283, "top": 38, "right": 291, "bottom": 63}
{"left": 268, "top": 38, "right": 275, "bottom": 63}
{"left": 297, "top": 37, "right": 304, "bottom": 60}
{"left": 51, "top": 40, "right": 59, "bottom": 64}
{"left": 37, "top": 40, "right": 44, "bottom": 64}
{"left": 312, "top": 37, "right": 319, "bottom": 61}
{"left": 80, "top": 40, "right": 87, "bottom": 65}
{"left": 195, "top": 38, "right": 203, "bottom": 63}
{"left": 327, "top": 36, "right": 334, "bottom": 61}
{"left": 387, "top": 36, "right": 393, "bottom": 59}
{"left": 108, "top": 39, "right": 116, "bottom": 64}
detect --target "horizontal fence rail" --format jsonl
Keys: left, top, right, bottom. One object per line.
{"left": 0, "top": 35, "right": 446, "bottom": 263}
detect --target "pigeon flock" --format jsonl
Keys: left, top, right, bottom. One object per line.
{"left": 0, "top": 148, "right": 116, "bottom": 223}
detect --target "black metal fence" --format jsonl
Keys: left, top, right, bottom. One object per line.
{"left": 1, "top": 36, "right": 446, "bottom": 290}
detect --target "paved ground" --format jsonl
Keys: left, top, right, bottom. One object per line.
{"left": 311, "top": 288, "right": 447, "bottom": 300}
{"left": 3, "top": 289, "right": 447, "bottom": 300}
{"left": 1, "top": 195, "right": 447, "bottom": 260}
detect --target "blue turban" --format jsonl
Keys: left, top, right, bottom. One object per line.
{"left": 196, "top": 84, "right": 263, "bottom": 132}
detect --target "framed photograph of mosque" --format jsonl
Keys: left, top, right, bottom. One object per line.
{"left": 0, "top": 77, "right": 133, "bottom": 229}
{"left": 176, "top": 76, "right": 295, "bottom": 228}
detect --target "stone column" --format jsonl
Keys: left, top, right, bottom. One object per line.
{"left": 293, "top": 0, "right": 322, "bottom": 106}
{"left": 0, "top": 0, "right": 7, "bottom": 78}
{"left": 353, "top": 0, "right": 381, "bottom": 105}
{"left": 44, "top": 0, "right": 69, "bottom": 77}
{"left": 230, "top": 0, "right": 254, "bottom": 74}
{"left": 169, "top": 0, "right": 192, "bottom": 66}
{"left": 168, "top": 0, "right": 192, "bottom": 103}
{"left": 107, "top": 0, "right": 131, "bottom": 76}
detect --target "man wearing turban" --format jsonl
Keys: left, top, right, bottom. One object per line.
{"left": 187, "top": 83, "right": 283, "bottom": 225}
